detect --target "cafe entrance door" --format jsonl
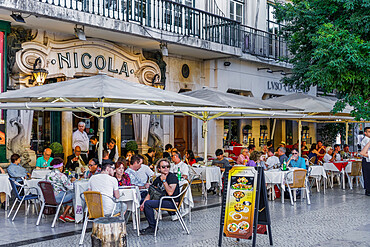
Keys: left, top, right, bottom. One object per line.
{"left": 174, "top": 116, "right": 192, "bottom": 156}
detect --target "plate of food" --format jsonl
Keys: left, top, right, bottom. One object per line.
{"left": 229, "top": 211, "right": 243, "bottom": 221}
{"left": 237, "top": 177, "right": 248, "bottom": 184}
{"left": 238, "top": 221, "right": 249, "bottom": 231}
{"left": 233, "top": 191, "right": 245, "bottom": 202}
{"left": 227, "top": 223, "right": 239, "bottom": 233}
{"left": 234, "top": 203, "right": 245, "bottom": 212}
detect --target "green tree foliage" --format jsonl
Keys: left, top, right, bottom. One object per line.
{"left": 274, "top": 0, "right": 370, "bottom": 120}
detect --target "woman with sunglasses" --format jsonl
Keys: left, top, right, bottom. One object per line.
{"left": 286, "top": 148, "right": 307, "bottom": 169}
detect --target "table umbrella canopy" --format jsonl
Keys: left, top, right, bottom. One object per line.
{"left": 0, "top": 74, "right": 217, "bottom": 107}
{"left": 266, "top": 93, "right": 352, "bottom": 114}
{"left": 182, "top": 88, "right": 301, "bottom": 111}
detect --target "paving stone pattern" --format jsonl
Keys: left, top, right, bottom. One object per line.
{"left": 4, "top": 187, "right": 370, "bottom": 247}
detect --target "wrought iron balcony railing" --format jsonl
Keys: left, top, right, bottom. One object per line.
{"left": 38, "top": 0, "right": 289, "bottom": 60}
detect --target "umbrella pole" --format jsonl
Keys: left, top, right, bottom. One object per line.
{"left": 345, "top": 121, "right": 349, "bottom": 145}
{"left": 298, "top": 120, "right": 302, "bottom": 156}
{"left": 98, "top": 117, "right": 104, "bottom": 164}
{"left": 203, "top": 120, "right": 208, "bottom": 164}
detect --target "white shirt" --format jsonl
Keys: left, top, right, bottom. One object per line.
{"left": 137, "top": 164, "right": 154, "bottom": 184}
{"left": 170, "top": 161, "right": 189, "bottom": 177}
{"left": 265, "top": 156, "right": 280, "bottom": 169}
{"left": 323, "top": 153, "right": 332, "bottom": 163}
{"left": 335, "top": 153, "right": 341, "bottom": 161}
{"left": 88, "top": 174, "right": 119, "bottom": 216}
{"left": 72, "top": 130, "right": 89, "bottom": 151}
{"left": 358, "top": 134, "right": 365, "bottom": 146}
{"left": 361, "top": 136, "right": 370, "bottom": 161}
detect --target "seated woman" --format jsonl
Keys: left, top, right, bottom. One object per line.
{"left": 115, "top": 161, "right": 131, "bottom": 186}
{"left": 247, "top": 151, "right": 265, "bottom": 167}
{"left": 236, "top": 148, "right": 249, "bottom": 165}
{"left": 125, "top": 150, "right": 134, "bottom": 162}
{"left": 287, "top": 148, "right": 307, "bottom": 169}
{"left": 184, "top": 150, "right": 196, "bottom": 166}
{"left": 45, "top": 158, "right": 75, "bottom": 222}
{"left": 307, "top": 143, "right": 318, "bottom": 165}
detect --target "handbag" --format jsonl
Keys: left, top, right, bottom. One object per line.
{"left": 148, "top": 185, "right": 166, "bottom": 200}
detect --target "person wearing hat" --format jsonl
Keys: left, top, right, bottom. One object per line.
{"left": 45, "top": 157, "right": 76, "bottom": 223}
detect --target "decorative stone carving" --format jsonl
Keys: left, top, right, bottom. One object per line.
{"left": 149, "top": 115, "right": 163, "bottom": 149}
{"left": 7, "top": 115, "right": 30, "bottom": 165}
{"left": 143, "top": 51, "right": 167, "bottom": 84}
{"left": 14, "top": 37, "right": 161, "bottom": 87}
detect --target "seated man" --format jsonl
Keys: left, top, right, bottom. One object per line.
{"left": 140, "top": 158, "right": 180, "bottom": 235}
{"left": 66, "top": 146, "right": 88, "bottom": 174}
{"left": 36, "top": 148, "right": 53, "bottom": 169}
{"left": 265, "top": 148, "right": 280, "bottom": 170}
{"left": 287, "top": 148, "right": 306, "bottom": 169}
{"left": 333, "top": 144, "right": 342, "bottom": 161}
{"left": 125, "top": 155, "right": 150, "bottom": 201}
{"left": 212, "top": 149, "right": 231, "bottom": 168}
{"left": 341, "top": 144, "right": 350, "bottom": 159}
{"left": 170, "top": 151, "right": 189, "bottom": 180}
{"left": 137, "top": 158, "right": 155, "bottom": 186}
{"left": 7, "top": 154, "right": 29, "bottom": 182}
{"left": 83, "top": 158, "right": 101, "bottom": 179}
{"left": 102, "top": 150, "right": 114, "bottom": 166}
{"left": 278, "top": 147, "right": 288, "bottom": 165}
{"left": 144, "top": 148, "right": 156, "bottom": 170}
{"left": 323, "top": 147, "right": 335, "bottom": 163}
{"left": 88, "top": 163, "right": 127, "bottom": 216}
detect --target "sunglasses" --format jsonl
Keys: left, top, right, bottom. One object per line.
{"left": 161, "top": 165, "right": 170, "bottom": 169}
{"left": 292, "top": 152, "right": 298, "bottom": 155}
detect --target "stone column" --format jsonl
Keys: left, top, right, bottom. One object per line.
{"left": 251, "top": 119, "right": 260, "bottom": 147}
{"left": 133, "top": 114, "right": 150, "bottom": 154}
{"left": 62, "top": 112, "right": 73, "bottom": 161}
{"left": 111, "top": 113, "right": 121, "bottom": 157}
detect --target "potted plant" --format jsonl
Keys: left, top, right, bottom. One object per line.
{"left": 242, "top": 125, "right": 252, "bottom": 134}
{"left": 260, "top": 125, "right": 268, "bottom": 130}
{"left": 50, "top": 142, "right": 64, "bottom": 159}
{"left": 125, "top": 140, "right": 138, "bottom": 153}
{"left": 302, "top": 126, "right": 310, "bottom": 131}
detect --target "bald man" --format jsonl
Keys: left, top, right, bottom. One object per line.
{"left": 36, "top": 148, "right": 54, "bottom": 169}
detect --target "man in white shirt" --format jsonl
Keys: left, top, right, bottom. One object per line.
{"left": 333, "top": 144, "right": 341, "bottom": 161}
{"left": 360, "top": 127, "right": 370, "bottom": 195}
{"left": 88, "top": 163, "right": 127, "bottom": 216}
{"left": 72, "top": 122, "right": 89, "bottom": 159}
{"left": 170, "top": 151, "right": 189, "bottom": 179}
{"left": 323, "top": 147, "right": 335, "bottom": 163}
{"left": 137, "top": 162, "right": 154, "bottom": 185}
{"left": 265, "top": 148, "right": 280, "bottom": 170}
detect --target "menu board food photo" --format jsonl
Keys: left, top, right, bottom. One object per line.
{"left": 223, "top": 167, "right": 258, "bottom": 240}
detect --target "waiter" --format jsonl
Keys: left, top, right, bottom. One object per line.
{"left": 360, "top": 127, "right": 370, "bottom": 196}
{"left": 72, "top": 122, "right": 89, "bottom": 160}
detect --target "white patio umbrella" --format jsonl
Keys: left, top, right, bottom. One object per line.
{"left": 0, "top": 75, "right": 302, "bottom": 163}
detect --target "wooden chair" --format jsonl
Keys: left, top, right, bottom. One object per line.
{"left": 79, "top": 191, "right": 118, "bottom": 245}
{"left": 154, "top": 182, "right": 190, "bottom": 237}
{"left": 285, "top": 169, "right": 311, "bottom": 206}
{"left": 346, "top": 161, "right": 363, "bottom": 189}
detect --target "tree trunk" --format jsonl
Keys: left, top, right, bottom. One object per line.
{"left": 91, "top": 217, "right": 127, "bottom": 247}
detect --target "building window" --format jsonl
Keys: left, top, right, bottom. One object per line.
{"left": 267, "top": 2, "right": 282, "bottom": 34}
{"left": 230, "top": 0, "right": 244, "bottom": 23}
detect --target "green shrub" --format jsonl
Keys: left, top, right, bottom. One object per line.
{"left": 126, "top": 141, "right": 138, "bottom": 151}
{"left": 50, "top": 142, "right": 63, "bottom": 154}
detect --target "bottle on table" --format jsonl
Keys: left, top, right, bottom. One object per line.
{"left": 282, "top": 160, "right": 287, "bottom": 171}
{"left": 177, "top": 167, "right": 181, "bottom": 181}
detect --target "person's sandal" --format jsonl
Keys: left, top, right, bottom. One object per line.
{"left": 64, "top": 215, "right": 75, "bottom": 222}
{"left": 59, "top": 215, "right": 66, "bottom": 222}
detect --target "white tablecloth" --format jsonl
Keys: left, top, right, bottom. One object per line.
{"left": 0, "top": 174, "right": 12, "bottom": 197}
{"left": 192, "top": 166, "right": 222, "bottom": 190}
{"left": 31, "top": 169, "right": 51, "bottom": 179}
{"left": 264, "top": 169, "right": 291, "bottom": 190}
{"left": 309, "top": 166, "right": 327, "bottom": 179}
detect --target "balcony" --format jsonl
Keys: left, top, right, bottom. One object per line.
{"left": 3, "top": 0, "right": 289, "bottom": 60}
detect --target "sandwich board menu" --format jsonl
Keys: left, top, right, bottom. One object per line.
{"left": 223, "top": 166, "right": 257, "bottom": 239}
{"left": 218, "top": 166, "right": 273, "bottom": 247}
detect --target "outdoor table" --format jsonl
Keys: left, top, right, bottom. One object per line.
{"left": 31, "top": 169, "right": 51, "bottom": 179}
{"left": 118, "top": 186, "right": 141, "bottom": 236}
{"left": 74, "top": 180, "right": 141, "bottom": 228}
{"left": 264, "top": 168, "right": 300, "bottom": 203}
{"left": 192, "top": 166, "right": 222, "bottom": 190}
{"left": 323, "top": 161, "right": 349, "bottom": 189}
{"left": 308, "top": 166, "right": 327, "bottom": 193}
{"left": 0, "top": 174, "right": 12, "bottom": 210}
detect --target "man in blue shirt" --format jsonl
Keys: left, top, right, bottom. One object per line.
{"left": 36, "top": 148, "right": 53, "bottom": 168}
{"left": 287, "top": 148, "right": 307, "bottom": 169}
{"left": 7, "top": 153, "right": 29, "bottom": 181}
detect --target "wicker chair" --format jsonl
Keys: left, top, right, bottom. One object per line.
{"left": 285, "top": 169, "right": 311, "bottom": 206}
{"left": 346, "top": 161, "right": 364, "bottom": 189}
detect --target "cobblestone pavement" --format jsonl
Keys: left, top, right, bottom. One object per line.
{"left": 1, "top": 187, "right": 369, "bottom": 247}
